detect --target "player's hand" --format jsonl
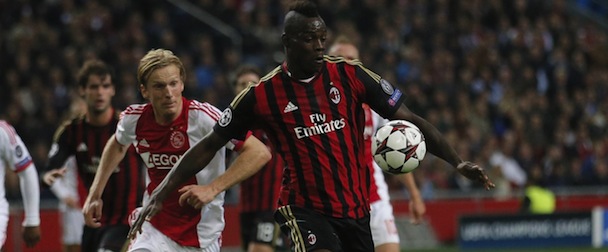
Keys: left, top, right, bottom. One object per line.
{"left": 42, "top": 168, "right": 66, "bottom": 186}
{"left": 82, "top": 198, "right": 103, "bottom": 228}
{"left": 409, "top": 197, "right": 426, "bottom": 225}
{"left": 457, "top": 161, "right": 495, "bottom": 190}
{"left": 22, "top": 226, "right": 40, "bottom": 247}
{"left": 178, "top": 185, "right": 217, "bottom": 209}
{"left": 128, "top": 196, "right": 162, "bottom": 240}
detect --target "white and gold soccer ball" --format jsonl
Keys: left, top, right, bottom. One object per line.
{"left": 371, "top": 120, "right": 426, "bottom": 174}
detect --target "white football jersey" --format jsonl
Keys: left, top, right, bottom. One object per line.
{"left": 0, "top": 121, "right": 34, "bottom": 208}
{"left": 116, "top": 98, "right": 233, "bottom": 248}
{"left": 363, "top": 106, "right": 391, "bottom": 203}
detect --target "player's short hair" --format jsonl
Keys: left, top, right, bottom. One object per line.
{"left": 137, "top": 49, "right": 186, "bottom": 86}
{"left": 289, "top": 0, "right": 319, "bottom": 17}
{"left": 76, "top": 59, "right": 113, "bottom": 88}
{"left": 233, "top": 65, "right": 261, "bottom": 88}
{"left": 284, "top": 0, "right": 321, "bottom": 35}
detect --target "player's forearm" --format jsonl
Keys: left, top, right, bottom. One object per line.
{"left": 400, "top": 173, "right": 421, "bottom": 200}
{"left": 18, "top": 165, "right": 40, "bottom": 227}
{"left": 88, "top": 136, "right": 127, "bottom": 199}
{"left": 153, "top": 132, "right": 226, "bottom": 201}
{"left": 408, "top": 114, "right": 462, "bottom": 168}
{"left": 208, "top": 136, "right": 271, "bottom": 195}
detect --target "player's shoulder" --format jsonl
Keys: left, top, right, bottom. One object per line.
{"left": 188, "top": 99, "right": 222, "bottom": 120}
{"left": 122, "top": 103, "right": 148, "bottom": 115}
{"left": 324, "top": 55, "right": 362, "bottom": 67}
{"left": 189, "top": 99, "right": 219, "bottom": 111}
{"left": 52, "top": 114, "right": 84, "bottom": 137}
{"left": 0, "top": 120, "right": 15, "bottom": 139}
{"left": 259, "top": 65, "right": 283, "bottom": 84}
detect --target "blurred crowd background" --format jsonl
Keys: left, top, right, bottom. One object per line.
{"left": 1, "top": 0, "right": 608, "bottom": 201}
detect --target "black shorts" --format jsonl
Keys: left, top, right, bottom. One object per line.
{"left": 274, "top": 205, "right": 373, "bottom": 252}
{"left": 82, "top": 224, "right": 129, "bottom": 252}
{"left": 240, "top": 211, "right": 289, "bottom": 251}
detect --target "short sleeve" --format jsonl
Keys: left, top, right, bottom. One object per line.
{"left": 354, "top": 64, "right": 407, "bottom": 119}
{"left": 0, "top": 123, "right": 33, "bottom": 173}
{"left": 213, "top": 87, "right": 256, "bottom": 141}
{"left": 116, "top": 110, "right": 139, "bottom": 146}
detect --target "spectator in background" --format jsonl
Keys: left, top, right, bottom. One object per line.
{"left": 521, "top": 164, "right": 555, "bottom": 214}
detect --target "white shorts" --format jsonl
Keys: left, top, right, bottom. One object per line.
{"left": 370, "top": 200, "right": 399, "bottom": 246}
{"left": 60, "top": 205, "right": 84, "bottom": 245}
{"left": 128, "top": 221, "right": 220, "bottom": 252}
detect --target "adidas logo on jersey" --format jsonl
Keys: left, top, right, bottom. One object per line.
{"left": 77, "top": 142, "right": 88, "bottom": 152}
{"left": 284, "top": 101, "right": 299, "bottom": 113}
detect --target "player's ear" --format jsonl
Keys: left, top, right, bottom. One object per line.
{"left": 281, "top": 33, "right": 290, "bottom": 48}
{"left": 139, "top": 83, "right": 148, "bottom": 99}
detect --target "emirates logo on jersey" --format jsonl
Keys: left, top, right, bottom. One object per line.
{"left": 170, "top": 131, "right": 185, "bottom": 149}
{"left": 329, "top": 87, "right": 341, "bottom": 104}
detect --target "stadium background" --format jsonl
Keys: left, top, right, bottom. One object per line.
{"left": 1, "top": 0, "right": 608, "bottom": 251}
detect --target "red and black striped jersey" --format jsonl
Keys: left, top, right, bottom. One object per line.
{"left": 47, "top": 109, "right": 145, "bottom": 226}
{"left": 239, "top": 129, "right": 284, "bottom": 212}
{"left": 214, "top": 56, "right": 406, "bottom": 219}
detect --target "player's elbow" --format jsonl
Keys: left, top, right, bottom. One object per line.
{"left": 260, "top": 148, "right": 272, "bottom": 164}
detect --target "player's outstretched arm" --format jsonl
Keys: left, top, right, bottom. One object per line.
{"left": 391, "top": 104, "right": 495, "bottom": 190}
{"left": 18, "top": 163, "right": 41, "bottom": 247}
{"left": 178, "top": 134, "right": 271, "bottom": 209}
{"left": 128, "top": 130, "right": 262, "bottom": 239}
{"left": 83, "top": 135, "right": 129, "bottom": 228}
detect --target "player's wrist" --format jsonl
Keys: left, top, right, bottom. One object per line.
{"left": 22, "top": 217, "right": 40, "bottom": 227}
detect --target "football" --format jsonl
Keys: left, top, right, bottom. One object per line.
{"left": 371, "top": 120, "right": 427, "bottom": 174}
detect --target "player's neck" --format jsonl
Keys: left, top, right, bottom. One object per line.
{"left": 153, "top": 101, "right": 183, "bottom": 126}
{"left": 86, "top": 107, "right": 113, "bottom": 126}
{"left": 285, "top": 63, "right": 316, "bottom": 82}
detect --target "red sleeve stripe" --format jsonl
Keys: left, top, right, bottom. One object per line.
{"left": 0, "top": 122, "right": 17, "bottom": 144}
{"left": 122, "top": 104, "right": 146, "bottom": 115}
{"left": 14, "top": 159, "right": 33, "bottom": 173}
{"left": 190, "top": 102, "right": 221, "bottom": 121}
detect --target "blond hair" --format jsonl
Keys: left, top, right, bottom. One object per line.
{"left": 137, "top": 49, "right": 186, "bottom": 86}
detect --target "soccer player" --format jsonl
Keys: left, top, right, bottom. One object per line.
{"left": 43, "top": 59, "right": 145, "bottom": 252}
{"left": 232, "top": 65, "right": 289, "bottom": 252}
{"left": 50, "top": 157, "right": 84, "bottom": 252}
{"left": 49, "top": 97, "right": 86, "bottom": 252}
{"left": 328, "top": 37, "right": 426, "bottom": 252}
{"left": 129, "top": 1, "right": 495, "bottom": 251}
{"left": 0, "top": 121, "right": 40, "bottom": 248}
{"left": 83, "top": 49, "right": 270, "bottom": 252}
